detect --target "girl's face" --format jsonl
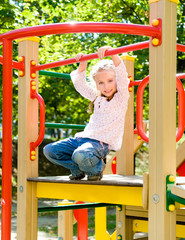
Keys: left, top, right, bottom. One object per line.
{"left": 95, "top": 69, "right": 117, "bottom": 98}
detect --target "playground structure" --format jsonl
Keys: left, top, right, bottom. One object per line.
{"left": 1, "top": 0, "right": 185, "bottom": 239}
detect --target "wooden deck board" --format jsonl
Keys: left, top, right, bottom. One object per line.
{"left": 27, "top": 174, "right": 143, "bottom": 186}
{"left": 28, "top": 175, "right": 185, "bottom": 187}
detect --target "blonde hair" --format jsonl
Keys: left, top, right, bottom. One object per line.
{"left": 88, "top": 60, "right": 116, "bottom": 113}
{"left": 90, "top": 59, "right": 116, "bottom": 81}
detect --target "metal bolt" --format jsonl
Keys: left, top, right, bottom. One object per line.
{"left": 153, "top": 194, "right": 160, "bottom": 204}
{"left": 117, "top": 205, "right": 122, "bottom": 211}
{"left": 169, "top": 175, "right": 175, "bottom": 183}
{"left": 118, "top": 221, "right": 122, "bottom": 228}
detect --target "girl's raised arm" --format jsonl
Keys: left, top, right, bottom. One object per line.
{"left": 97, "top": 46, "right": 121, "bottom": 67}
{"left": 75, "top": 53, "right": 88, "bottom": 73}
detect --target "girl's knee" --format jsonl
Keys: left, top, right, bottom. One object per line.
{"left": 43, "top": 143, "right": 54, "bottom": 158}
{"left": 72, "top": 150, "right": 100, "bottom": 168}
{"left": 72, "top": 150, "right": 86, "bottom": 164}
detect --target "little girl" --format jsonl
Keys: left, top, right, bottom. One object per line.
{"left": 43, "top": 46, "right": 130, "bottom": 181}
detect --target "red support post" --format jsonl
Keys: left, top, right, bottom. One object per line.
{"left": 1, "top": 39, "right": 13, "bottom": 240}
{"left": 73, "top": 201, "right": 88, "bottom": 240}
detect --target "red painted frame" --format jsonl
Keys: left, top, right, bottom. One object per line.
{"left": 136, "top": 76, "right": 185, "bottom": 143}
{"left": 0, "top": 21, "right": 184, "bottom": 240}
{"left": 0, "top": 22, "right": 161, "bottom": 42}
{"left": 1, "top": 39, "right": 12, "bottom": 240}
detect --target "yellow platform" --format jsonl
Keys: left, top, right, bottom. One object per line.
{"left": 28, "top": 174, "right": 143, "bottom": 205}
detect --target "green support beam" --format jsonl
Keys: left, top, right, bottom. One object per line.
{"left": 45, "top": 122, "right": 85, "bottom": 130}
{"left": 39, "top": 70, "right": 71, "bottom": 80}
{"left": 166, "top": 175, "right": 185, "bottom": 211}
{"left": 38, "top": 202, "right": 119, "bottom": 213}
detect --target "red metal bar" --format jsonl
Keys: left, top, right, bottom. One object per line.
{"left": 177, "top": 43, "right": 185, "bottom": 53}
{"left": 0, "top": 55, "right": 24, "bottom": 71}
{"left": 0, "top": 22, "right": 161, "bottom": 42}
{"left": 0, "top": 41, "right": 149, "bottom": 71}
{"left": 176, "top": 73, "right": 185, "bottom": 80}
{"left": 33, "top": 41, "right": 149, "bottom": 71}
{"left": 1, "top": 39, "right": 12, "bottom": 240}
{"left": 136, "top": 76, "right": 185, "bottom": 143}
{"left": 12, "top": 60, "right": 24, "bottom": 71}
{"left": 30, "top": 89, "right": 45, "bottom": 160}
{"left": 0, "top": 55, "right": 2, "bottom": 64}
{"left": 129, "top": 80, "right": 142, "bottom": 87}
{"left": 134, "top": 129, "right": 138, "bottom": 134}
{"left": 176, "top": 77, "right": 185, "bottom": 142}
{"left": 136, "top": 76, "right": 149, "bottom": 143}
{"left": 1, "top": 41, "right": 185, "bottom": 72}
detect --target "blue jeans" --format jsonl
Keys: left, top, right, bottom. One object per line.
{"left": 43, "top": 137, "right": 109, "bottom": 177}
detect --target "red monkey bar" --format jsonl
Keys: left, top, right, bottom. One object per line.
{"left": 31, "top": 41, "right": 149, "bottom": 72}
{"left": 136, "top": 76, "right": 185, "bottom": 143}
{"left": 1, "top": 42, "right": 185, "bottom": 71}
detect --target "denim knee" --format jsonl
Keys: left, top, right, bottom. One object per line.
{"left": 72, "top": 150, "right": 85, "bottom": 164}
{"left": 43, "top": 144, "right": 50, "bottom": 158}
{"left": 43, "top": 144, "right": 51, "bottom": 157}
{"left": 72, "top": 150, "right": 100, "bottom": 168}
{"left": 43, "top": 143, "right": 58, "bottom": 161}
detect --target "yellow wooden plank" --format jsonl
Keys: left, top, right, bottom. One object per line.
{"left": 121, "top": 55, "right": 135, "bottom": 62}
{"left": 169, "top": 0, "right": 178, "bottom": 4}
{"left": 149, "top": 0, "right": 160, "bottom": 3}
{"left": 36, "top": 182, "right": 143, "bottom": 206}
{"left": 149, "top": 0, "right": 178, "bottom": 3}
{"left": 133, "top": 219, "right": 148, "bottom": 233}
{"left": 176, "top": 224, "right": 185, "bottom": 238}
{"left": 133, "top": 220, "right": 185, "bottom": 238}
{"left": 95, "top": 207, "right": 110, "bottom": 240}
{"left": 17, "top": 37, "right": 40, "bottom": 43}
{"left": 110, "top": 231, "right": 116, "bottom": 240}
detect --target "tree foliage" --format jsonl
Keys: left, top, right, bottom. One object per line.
{"left": 0, "top": 0, "right": 184, "bottom": 137}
